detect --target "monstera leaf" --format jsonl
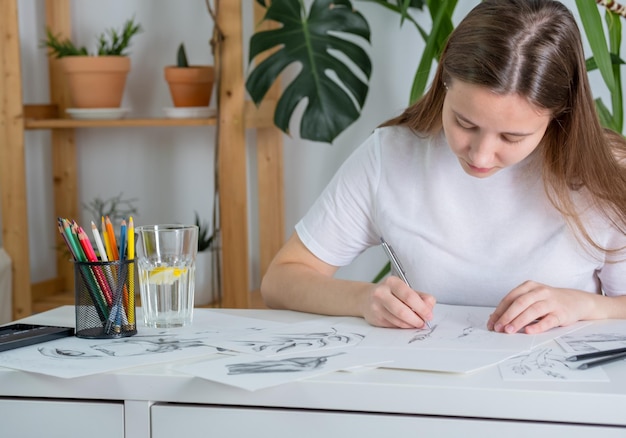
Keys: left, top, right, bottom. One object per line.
{"left": 247, "top": 0, "right": 372, "bottom": 143}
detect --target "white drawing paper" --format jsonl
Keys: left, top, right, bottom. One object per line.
{"left": 356, "top": 304, "right": 587, "bottom": 374}
{"left": 555, "top": 319, "right": 626, "bottom": 354}
{"left": 359, "top": 304, "right": 585, "bottom": 352}
{"left": 176, "top": 347, "right": 390, "bottom": 391}
{"left": 0, "top": 310, "right": 284, "bottom": 378}
{"left": 498, "top": 347, "right": 609, "bottom": 382}
{"left": 207, "top": 316, "right": 371, "bottom": 356}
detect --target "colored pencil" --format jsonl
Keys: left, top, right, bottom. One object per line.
{"left": 127, "top": 216, "right": 135, "bottom": 325}
{"left": 90, "top": 221, "right": 108, "bottom": 262}
{"left": 58, "top": 218, "right": 108, "bottom": 321}
{"left": 105, "top": 216, "right": 120, "bottom": 261}
{"left": 77, "top": 227, "right": 113, "bottom": 306}
{"left": 102, "top": 216, "right": 114, "bottom": 262}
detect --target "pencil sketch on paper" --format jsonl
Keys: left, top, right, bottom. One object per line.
{"left": 498, "top": 347, "right": 611, "bottom": 382}
{"left": 37, "top": 333, "right": 221, "bottom": 359}
{"left": 224, "top": 327, "right": 365, "bottom": 356}
{"left": 557, "top": 332, "right": 626, "bottom": 354}
{"left": 409, "top": 324, "right": 437, "bottom": 343}
{"left": 500, "top": 348, "right": 570, "bottom": 380}
{"left": 226, "top": 352, "right": 346, "bottom": 375}
{"left": 406, "top": 311, "right": 487, "bottom": 345}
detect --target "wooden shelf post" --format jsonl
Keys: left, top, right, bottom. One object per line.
{"left": 0, "top": 0, "right": 32, "bottom": 319}
{"left": 216, "top": 0, "right": 250, "bottom": 308}
{"left": 253, "top": 2, "right": 285, "bottom": 278}
{"left": 46, "top": 0, "right": 79, "bottom": 295}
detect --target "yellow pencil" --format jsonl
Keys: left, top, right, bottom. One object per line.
{"left": 128, "top": 216, "right": 135, "bottom": 324}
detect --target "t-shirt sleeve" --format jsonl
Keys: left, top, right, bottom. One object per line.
{"left": 597, "top": 225, "right": 626, "bottom": 297}
{"left": 295, "top": 131, "right": 382, "bottom": 267}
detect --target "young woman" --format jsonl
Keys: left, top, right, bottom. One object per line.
{"left": 261, "top": 0, "right": 626, "bottom": 334}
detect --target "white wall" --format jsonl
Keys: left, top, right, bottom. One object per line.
{"left": 10, "top": 0, "right": 616, "bottom": 289}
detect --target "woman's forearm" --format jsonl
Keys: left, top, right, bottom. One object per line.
{"left": 261, "top": 262, "right": 373, "bottom": 318}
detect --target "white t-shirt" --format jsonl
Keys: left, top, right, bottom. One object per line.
{"left": 296, "top": 126, "right": 626, "bottom": 307}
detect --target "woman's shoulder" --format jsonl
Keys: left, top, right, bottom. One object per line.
{"left": 372, "top": 125, "right": 441, "bottom": 150}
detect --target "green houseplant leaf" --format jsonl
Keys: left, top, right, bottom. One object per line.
{"left": 246, "top": 0, "right": 372, "bottom": 143}
{"left": 580, "top": 4, "right": 625, "bottom": 133}
{"left": 409, "top": 0, "right": 456, "bottom": 103}
{"left": 576, "top": 0, "right": 615, "bottom": 93}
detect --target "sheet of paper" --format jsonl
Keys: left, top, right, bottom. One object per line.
{"left": 498, "top": 347, "right": 609, "bottom": 382}
{"left": 555, "top": 319, "right": 626, "bottom": 354}
{"left": 175, "top": 347, "right": 390, "bottom": 391}
{"left": 359, "top": 304, "right": 585, "bottom": 352}
{"left": 0, "top": 310, "right": 284, "bottom": 378}
{"left": 371, "top": 348, "right": 517, "bottom": 374}
{"left": 206, "top": 316, "right": 371, "bottom": 356}
{"left": 356, "top": 304, "right": 587, "bottom": 373}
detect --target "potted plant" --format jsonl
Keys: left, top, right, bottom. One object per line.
{"left": 164, "top": 43, "right": 215, "bottom": 108}
{"left": 43, "top": 17, "right": 142, "bottom": 109}
{"left": 164, "top": 43, "right": 215, "bottom": 107}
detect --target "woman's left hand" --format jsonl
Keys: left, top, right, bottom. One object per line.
{"left": 487, "top": 280, "right": 595, "bottom": 334}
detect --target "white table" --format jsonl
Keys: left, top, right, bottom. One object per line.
{"left": 1, "top": 306, "right": 626, "bottom": 438}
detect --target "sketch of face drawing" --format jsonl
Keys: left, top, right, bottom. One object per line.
{"left": 226, "top": 353, "right": 345, "bottom": 375}
{"left": 38, "top": 334, "right": 215, "bottom": 359}
{"left": 231, "top": 328, "right": 365, "bottom": 354}
{"left": 559, "top": 333, "right": 626, "bottom": 352}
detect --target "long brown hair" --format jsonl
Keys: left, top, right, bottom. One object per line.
{"left": 383, "top": 0, "right": 626, "bottom": 256}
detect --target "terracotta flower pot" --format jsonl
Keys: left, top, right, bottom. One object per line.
{"left": 164, "top": 65, "right": 215, "bottom": 107}
{"left": 61, "top": 56, "right": 131, "bottom": 108}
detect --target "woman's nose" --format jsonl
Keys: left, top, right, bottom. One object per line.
{"left": 468, "top": 137, "right": 497, "bottom": 167}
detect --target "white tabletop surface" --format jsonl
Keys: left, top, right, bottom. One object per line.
{"left": 2, "top": 306, "right": 626, "bottom": 427}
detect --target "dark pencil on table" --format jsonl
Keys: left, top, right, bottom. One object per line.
{"left": 575, "top": 351, "right": 626, "bottom": 370}
{"left": 567, "top": 346, "right": 626, "bottom": 362}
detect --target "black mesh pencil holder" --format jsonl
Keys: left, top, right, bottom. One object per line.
{"left": 74, "top": 259, "right": 137, "bottom": 339}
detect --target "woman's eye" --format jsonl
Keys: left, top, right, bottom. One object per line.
{"left": 456, "top": 118, "right": 474, "bottom": 129}
{"left": 502, "top": 136, "right": 524, "bottom": 144}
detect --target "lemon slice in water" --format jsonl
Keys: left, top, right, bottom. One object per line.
{"left": 149, "top": 267, "right": 187, "bottom": 285}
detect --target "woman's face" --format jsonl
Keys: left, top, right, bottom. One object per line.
{"left": 442, "top": 80, "right": 552, "bottom": 178}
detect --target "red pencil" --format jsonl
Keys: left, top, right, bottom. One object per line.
{"left": 77, "top": 227, "right": 113, "bottom": 306}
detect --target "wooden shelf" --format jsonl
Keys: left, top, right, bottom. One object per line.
{"left": 25, "top": 117, "right": 217, "bottom": 129}
{"left": 24, "top": 100, "right": 276, "bottom": 130}
{"left": 1, "top": 0, "right": 285, "bottom": 320}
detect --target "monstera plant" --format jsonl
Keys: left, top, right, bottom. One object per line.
{"left": 246, "top": 0, "right": 457, "bottom": 143}
{"left": 246, "top": 0, "right": 372, "bottom": 143}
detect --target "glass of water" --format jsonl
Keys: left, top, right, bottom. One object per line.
{"left": 135, "top": 224, "right": 198, "bottom": 328}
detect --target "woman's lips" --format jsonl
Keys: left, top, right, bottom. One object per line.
{"left": 466, "top": 161, "right": 494, "bottom": 173}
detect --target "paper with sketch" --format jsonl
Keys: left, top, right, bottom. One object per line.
{"left": 205, "top": 316, "right": 371, "bottom": 356}
{"left": 498, "top": 347, "right": 609, "bottom": 382}
{"left": 176, "top": 347, "right": 390, "bottom": 391}
{"left": 0, "top": 310, "right": 284, "bottom": 378}
{"left": 555, "top": 319, "right": 626, "bottom": 354}
{"left": 359, "top": 304, "right": 585, "bottom": 351}
{"left": 356, "top": 304, "right": 587, "bottom": 373}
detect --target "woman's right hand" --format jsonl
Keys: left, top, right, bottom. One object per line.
{"left": 361, "top": 275, "right": 436, "bottom": 328}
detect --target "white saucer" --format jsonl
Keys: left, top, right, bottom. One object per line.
{"left": 66, "top": 108, "right": 130, "bottom": 120}
{"left": 163, "top": 107, "right": 216, "bottom": 119}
